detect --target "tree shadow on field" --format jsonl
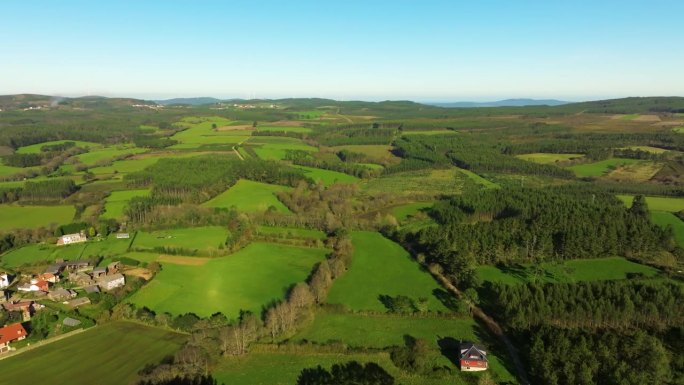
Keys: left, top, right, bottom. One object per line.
{"left": 432, "top": 288, "right": 460, "bottom": 311}
{"left": 437, "top": 336, "right": 461, "bottom": 366}
{"left": 472, "top": 321, "right": 520, "bottom": 380}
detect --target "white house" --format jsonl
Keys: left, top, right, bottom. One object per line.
{"left": 57, "top": 232, "right": 87, "bottom": 246}
{"left": 97, "top": 273, "right": 125, "bottom": 291}
{"left": 0, "top": 273, "right": 10, "bottom": 289}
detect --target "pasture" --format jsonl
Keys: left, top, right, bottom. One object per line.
{"left": 101, "top": 189, "right": 150, "bottom": 219}
{"left": 170, "top": 116, "right": 251, "bottom": 149}
{"left": 0, "top": 322, "right": 186, "bottom": 385}
{"left": 363, "top": 169, "right": 465, "bottom": 196}
{"left": 292, "top": 165, "right": 359, "bottom": 185}
{"left": 616, "top": 195, "right": 684, "bottom": 212}
{"left": 567, "top": 158, "right": 653, "bottom": 178}
{"left": 249, "top": 137, "right": 317, "bottom": 161}
{"left": 16, "top": 140, "right": 101, "bottom": 154}
{"left": 650, "top": 211, "right": 684, "bottom": 247}
{"left": 131, "top": 226, "right": 228, "bottom": 256}
{"left": 256, "top": 125, "right": 312, "bottom": 133}
{"left": 457, "top": 168, "right": 500, "bottom": 188}
{"left": 1, "top": 235, "right": 131, "bottom": 268}
{"left": 476, "top": 257, "right": 659, "bottom": 285}
{"left": 391, "top": 201, "right": 434, "bottom": 221}
{"left": 0, "top": 204, "right": 74, "bottom": 231}
{"left": 516, "top": 153, "right": 584, "bottom": 164}
{"left": 402, "top": 129, "right": 458, "bottom": 136}
{"left": 201, "top": 179, "right": 290, "bottom": 213}
{"left": 75, "top": 145, "right": 147, "bottom": 165}
{"left": 128, "top": 242, "right": 326, "bottom": 317}
{"left": 326, "top": 232, "right": 448, "bottom": 312}
{"left": 256, "top": 225, "right": 327, "bottom": 240}
{"left": 330, "top": 144, "right": 398, "bottom": 164}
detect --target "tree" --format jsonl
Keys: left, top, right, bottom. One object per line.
{"left": 289, "top": 282, "right": 315, "bottom": 309}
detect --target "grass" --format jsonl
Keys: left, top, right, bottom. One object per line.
{"left": 101, "top": 189, "right": 150, "bottom": 219}
{"left": 256, "top": 125, "right": 312, "bottom": 133}
{"left": 516, "top": 153, "right": 584, "bottom": 164}
{"left": 202, "top": 180, "right": 290, "bottom": 212}
{"left": 132, "top": 226, "right": 229, "bottom": 256}
{"left": 128, "top": 242, "right": 327, "bottom": 317}
{"left": 391, "top": 202, "right": 434, "bottom": 221}
{"left": 673, "top": 126, "right": 684, "bottom": 133}
{"left": 567, "top": 158, "right": 649, "bottom": 177}
{"left": 16, "top": 140, "right": 102, "bottom": 154}
{"left": 477, "top": 257, "right": 659, "bottom": 285}
{"left": 170, "top": 116, "right": 251, "bottom": 149}
{"left": 75, "top": 145, "right": 147, "bottom": 165}
{"left": 0, "top": 322, "right": 186, "bottom": 385}
{"left": 650, "top": 211, "right": 684, "bottom": 247}
{"left": 1, "top": 235, "right": 132, "bottom": 268}
{"left": 0, "top": 204, "right": 74, "bottom": 230}
{"left": 256, "top": 226, "right": 327, "bottom": 240}
{"left": 620, "top": 146, "right": 670, "bottom": 154}
{"left": 616, "top": 195, "right": 684, "bottom": 212}
{"left": 326, "top": 231, "right": 449, "bottom": 312}
{"left": 292, "top": 165, "right": 359, "bottom": 186}
{"left": 249, "top": 137, "right": 318, "bottom": 161}
{"left": 621, "top": 114, "right": 640, "bottom": 120}
{"left": 457, "top": 168, "right": 500, "bottom": 188}
{"left": 402, "top": 130, "right": 459, "bottom": 136}
{"left": 363, "top": 169, "right": 465, "bottom": 196}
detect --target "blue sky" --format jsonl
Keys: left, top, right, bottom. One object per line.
{"left": 1, "top": 0, "right": 683, "bottom": 101}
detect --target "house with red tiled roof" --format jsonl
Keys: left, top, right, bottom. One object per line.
{"left": 460, "top": 342, "right": 488, "bottom": 371}
{"left": 0, "top": 323, "right": 27, "bottom": 353}
{"left": 17, "top": 278, "right": 50, "bottom": 293}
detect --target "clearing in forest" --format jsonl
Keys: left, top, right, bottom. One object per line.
{"left": 202, "top": 179, "right": 290, "bottom": 213}
{"left": 326, "top": 231, "right": 449, "bottom": 312}
{"left": 515, "top": 153, "right": 584, "bottom": 164}
{"left": 128, "top": 242, "right": 326, "bottom": 317}
{"left": 100, "top": 189, "right": 150, "bottom": 219}
{"left": 567, "top": 158, "right": 651, "bottom": 178}
{"left": 616, "top": 195, "right": 684, "bottom": 212}
{"left": 292, "top": 165, "right": 359, "bottom": 186}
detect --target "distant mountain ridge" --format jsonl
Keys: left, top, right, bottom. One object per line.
{"left": 154, "top": 97, "right": 224, "bottom": 106}
{"left": 428, "top": 98, "right": 570, "bottom": 108}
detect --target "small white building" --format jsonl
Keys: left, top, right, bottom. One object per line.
{"left": 97, "top": 273, "right": 125, "bottom": 291}
{"left": 0, "top": 273, "right": 10, "bottom": 289}
{"left": 115, "top": 233, "right": 130, "bottom": 239}
{"left": 57, "top": 232, "right": 87, "bottom": 246}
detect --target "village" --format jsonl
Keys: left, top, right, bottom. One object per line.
{"left": 0, "top": 231, "right": 129, "bottom": 354}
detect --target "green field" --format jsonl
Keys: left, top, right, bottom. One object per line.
{"left": 457, "top": 168, "right": 500, "bottom": 188}
{"left": 292, "top": 165, "right": 359, "bottom": 185}
{"left": 249, "top": 137, "right": 318, "bottom": 161}
{"left": 170, "top": 116, "right": 251, "bottom": 149}
{"left": 101, "top": 189, "right": 150, "bottom": 219}
{"left": 363, "top": 169, "right": 465, "bottom": 196}
{"left": 129, "top": 242, "right": 326, "bottom": 317}
{"left": 402, "top": 130, "right": 459, "bottom": 136}
{"left": 650, "top": 211, "right": 684, "bottom": 247}
{"left": 16, "top": 140, "right": 102, "bottom": 154}
{"left": 202, "top": 179, "right": 290, "bottom": 213}
{"left": 0, "top": 322, "right": 185, "bottom": 385}
{"left": 0, "top": 204, "right": 75, "bottom": 230}
{"left": 567, "top": 158, "right": 648, "bottom": 177}
{"left": 75, "top": 145, "right": 147, "bottom": 165}
{"left": 1, "top": 235, "right": 131, "bottom": 267}
{"left": 131, "top": 226, "right": 228, "bottom": 255}
{"left": 477, "top": 257, "right": 659, "bottom": 285}
{"left": 326, "top": 232, "right": 448, "bottom": 312}
{"left": 516, "top": 153, "right": 584, "bottom": 164}
{"left": 617, "top": 194, "right": 684, "bottom": 212}
{"left": 256, "top": 125, "right": 312, "bottom": 133}
{"left": 391, "top": 201, "right": 434, "bottom": 221}
{"left": 256, "top": 225, "right": 327, "bottom": 240}
{"left": 673, "top": 126, "right": 684, "bottom": 133}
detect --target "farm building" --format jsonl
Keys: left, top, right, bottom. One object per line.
{"left": 66, "top": 297, "right": 91, "bottom": 308}
{"left": 2, "top": 301, "right": 34, "bottom": 321}
{"left": 0, "top": 323, "right": 27, "bottom": 353}
{"left": 92, "top": 266, "right": 107, "bottom": 278}
{"left": 48, "top": 288, "right": 77, "bottom": 301}
{"left": 84, "top": 285, "right": 100, "bottom": 294}
{"left": 39, "top": 272, "right": 58, "bottom": 283}
{"left": 44, "top": 263, "right": 63, "bottom": 275}
{"left": 56, "top": 232, "right": 87, "bottom": 246}
{"left": 107, "top": 261, "right": 122, "bottom": 273}
{"left": 0, "top": 273, "right": 11, "bottom": 289}
{"left": 69, "top": 272, "right": 94, "bottom": 286}
{"left": 460, "top": 342, "right": 488, "bottom": 371}
{"left": 17, "top": 278, "right": 49, "bottom": 293}
{"left": 98, "top": 273, "right": 125, "bottom": 291}
{"left": 116, "top": 233, "right": 130, "bottom": 239}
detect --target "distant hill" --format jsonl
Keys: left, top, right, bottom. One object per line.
{"left": 428, "top": 99, "right": 569, "bottom": 108}
{"left": 155, "top": 97, "right": 222, "bottom": 106}
{"left": 0, "top": 94, "right": 155, "bottom": 110}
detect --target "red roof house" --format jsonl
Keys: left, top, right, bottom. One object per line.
{"left": 460, "top": 342, "right": 488, "bottom": 371}
{"left": 0, "top": 323, "right": 27, "bottom": 353}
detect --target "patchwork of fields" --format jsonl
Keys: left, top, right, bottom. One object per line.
{"left": 202, "top": 179, "right": 290, "bottom": 212}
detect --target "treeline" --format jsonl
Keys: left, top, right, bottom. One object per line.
{"left": 124, "top": 156, "right": 310, "bottom": 209}
{"left": 502, "top": 132, "right": 684, "bottom": 154}
{"left": 314, "top": 127, "right": 396, "bottom": 146}
{"left": 252, "top": 130, "right": 307, "bottom": 140}
{"left": 488, "top": 280, "right": 683, "bottom": 331}
{"left": 132, "top": 135, "right": 178, "bottom": 149}
{"left": 397, "top": 188, "right": 673, "bottom": 287}
{"left": 0, "top": 179, "right": 78, "bottom": 203}
{"left": 285, "top": 150, "right": 379, "bottom": 178}
{"left": 393, "top": 135, "right": 574, "bottom": 178}
{"left": 526, "top": 327, "right": 673, "bottom": 385}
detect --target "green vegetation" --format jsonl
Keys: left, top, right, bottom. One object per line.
{"left": 16, "top": 140, "right": 102, "bottom": 154}
{"left": 129, "top": 242, "right": 327, "bottom": 317}
{"left": 1, "top": 235, "right": 131, "bottom": 267}
{"left": 75, "top": 145, "right": 147, "bottom": 165}
{"left": 202, "top": 179, "right": 290, "bottom": 212}
{"left": 363, "top": 169, "right": 465, "bottom": 196}
{"left": 257, "top": 125, "right": 312, "bottom": 133}
{"left": 250, "top": 137, "right": 317, "bottom": 161}
{"left": 516, "top": 153, "right": 584, "bottom": 164}
{"left": 132, "top": 226, "right": 228, "bottom": 256}
{"left": 101, "top": 189, "right": 150, "bottom": 219}
{"left": 391, "top": 202, "right": 433, "bottom": 221}
{"left": 650, "top": 211, "right": 684, "bottom": 247}
{"left": 567, "top": 158, "right": 647, "bottom": 177}
{"left": 326, "top": 232, "right": 448, "bottom": 312}
{"left": 170, "top": 116, "right": 250, "bottom": 149}
{"left": 0, "top": 204, "right": 74, "bottom": 230}
{"left": 0, "top": 322, "right": 186, "bottom": 385}
{"left": 477, "top": 257, "right": 659, "bottom": 285}
{"left": 292, "top": 165, "right": 359, "bottom": 185}
{"left": 617, "top": 194, "right": 684, "bottom": 212}
{"left": 256, "top": 225, "right": 327, "bottom": 240}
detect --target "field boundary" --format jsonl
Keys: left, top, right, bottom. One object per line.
{"left": 0, "top": 327, "right": 90, "bottom": 361}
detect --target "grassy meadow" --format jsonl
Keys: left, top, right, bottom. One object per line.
{"left": 476, "top": 257, "right": 659, "bottom": 285}
{"left": 16, "top": 140, "right": 102, "bottom": 154}
{"left": 0, "top": 322, "right": 186, "bottom": 385}
{"left": 391, "top": 201, "right": 434, "bottom": 221}
{"left": 567, "top": 158, "right": 655, "bottom": 178}
{"left": 131, "top": 226, "right": 228, "bottom": 256}
{"left": 249, "top": 137, "right": 317, "bottom": 161}
{"left": 1, "top": 235, "right": 131, "bottom": 268}
{"left": 326, "top": 231, "right": 448, "bottom": 312}
{"left": 170, "top": 116, "right": 251, "bottom": 149}
{"left": 616, "top": 194, "right": 684, "bottom": 212}
{"left": 516, "top": 153, "right": 584, "bottom": 164}
{"left": 202, "top": 179, "right": 290, "bottom": 212}
{"left": 650, "top": 211, "right": 684, "bottom": 247}
{"left": 101, "top": 189, "right": 150, "bottom": 219}
{"left": 128, "top": 242, "right": 326, "bottom": 317}
{"left": 363, "top": 169, "right": 465, "bottom": 196}
{"left": 0, "top": 204, "right": 74, "bottom": 230}
{"left": 292, "top": 165, "right": 359, "bottom": 185}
